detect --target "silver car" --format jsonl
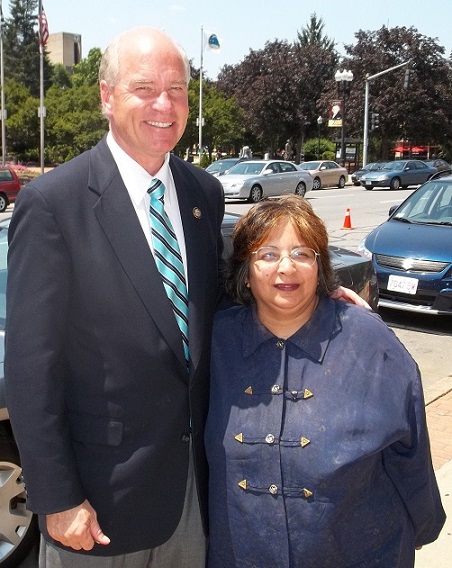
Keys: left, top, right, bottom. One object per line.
{"left": 219, "top": 160, "right": 313, "bottom": 202}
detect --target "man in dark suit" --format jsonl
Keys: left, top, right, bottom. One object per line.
{"left": 5, "top": 27, "right": 224, "bottom": 567}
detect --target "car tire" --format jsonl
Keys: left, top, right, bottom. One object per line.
{"left": 295, "top": 182, "right": 306, "bottom": 197}
{"left": 338, "top": 176, "right": 346, "bottom": 189}
{"left": 0, "top": 194, "right": 8, "bottom": 213}
{"left": 0, "top": 426, "right": 39, "bottom": 567}
{"left": 312, "top": 177, "right": 321, "bottom": 190}
{"left": 248, "top": 185, "right": 263, "bottom": 203}
{"left": 389, "top": 177, "right": 401, "bottom": 190}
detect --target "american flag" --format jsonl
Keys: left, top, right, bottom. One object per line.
{"left": 38, "top": 4, "right": 49, "bottom": 47}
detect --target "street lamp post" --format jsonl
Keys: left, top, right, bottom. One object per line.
{"left": 317, "top": 116, "right": 323, "bottom": 159}
{"left": 334, "top": 69, "right": 353, "bottom": 167}
{"left": 362, "top": 60, "right": 410, "bottom": 166}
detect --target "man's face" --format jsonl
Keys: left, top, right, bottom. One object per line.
{"left": 100, "top": 36, "right": 189, "bottom": 172}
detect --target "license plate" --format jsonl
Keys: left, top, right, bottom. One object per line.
{"left": 387, "top": 275, "right": 419, "bottom": 295}
{"left": 365, "top": 181, "right": 372, "bottom": 186}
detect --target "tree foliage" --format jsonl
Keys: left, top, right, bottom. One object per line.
{"left": 3, "top": 0, "right": 53, "bottom": 97}
{"left": 297, "top": 12, "right": 335, "bottom": 52}
{"left": 320, "top": 26, "right": 452, "bottom": 160}
{"left": 216, "top": 16, "right": 338, "bottom": 158}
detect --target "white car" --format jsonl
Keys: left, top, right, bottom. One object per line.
{"left": 219, "top": 160, "right": 313, "bottom": 202}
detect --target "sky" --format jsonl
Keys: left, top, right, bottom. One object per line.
{"left": 5, "top": 0, "right": 451, "bottom": 79}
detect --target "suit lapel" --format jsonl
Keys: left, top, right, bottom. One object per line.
{"left": 89, "top": 140, "right": 187, "bottom": 369}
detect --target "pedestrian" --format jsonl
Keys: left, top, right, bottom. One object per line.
{"left": 284, "top": 139, "right": 292, "bottom": 161}
{"left": 5, "top": 26, "right": 225, "bottom": 567}
{"left": 205, "top": 196, "right": 445, "bottom": 567}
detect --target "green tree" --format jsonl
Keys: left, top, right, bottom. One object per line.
{"left": 3, "top": 0, "right": 53, "bottom": 97}
{"left": 297, "top": 12, "right": 336, "bottom": 51}
{"left": 177, "top": 78, "right": 245, "bottom": 158}
{"left": 51, "top": 63, "right": 72, "bottom": 89}
{"left": 72, "top": 48, "right": 102, "bottom": 87}
{"left": 4, "top": 78, "right": 39, "bottom": 160}
{"left": 44, "top": 83, "right": 107, "bottom": 162}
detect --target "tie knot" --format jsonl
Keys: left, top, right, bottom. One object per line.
{"left": 148, "top": 178, "right": 165, "bottom": 202}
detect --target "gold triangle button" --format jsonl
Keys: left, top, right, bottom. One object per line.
{"left": 300, "top": 437, "right": 310, "bottom": 447}
{"left": 234, "top": 433, "right": 244, "bottom": 443}
{"left": 303, "top": 488, "right": 313, "bottom": 498}
{"left": 238, "top": 479, "right": 247, "bottom": 490}
{"left": 244, "top": 386, "right": 253, "bottom": 395}
{"left": 304, "top": 389, "right": 313, "bottom": 399}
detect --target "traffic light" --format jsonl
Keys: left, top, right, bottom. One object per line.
{"left": 370, "top": 112, "right": 380, "bottom": 131}
{"left": 404, "top": 68, "right": 411, "bottom": 89}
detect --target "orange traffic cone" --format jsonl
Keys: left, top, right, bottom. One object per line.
{"left": 342, "top": 208, "right": 353, "bottom": 230}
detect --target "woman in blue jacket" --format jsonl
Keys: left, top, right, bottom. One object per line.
{"left": 205, "top": 196, "right": 445, "bottom": 567}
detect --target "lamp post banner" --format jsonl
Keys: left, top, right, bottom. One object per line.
{"left": 328, "top": 100, "right": 343, "bottom": 128}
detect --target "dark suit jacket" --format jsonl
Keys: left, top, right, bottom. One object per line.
{"left": 4, "top": 137, "right": 225, "bottom": 555}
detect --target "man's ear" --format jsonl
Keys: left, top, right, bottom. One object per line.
{"left": 100, "top": 80, "right": 113, "bottom": 116}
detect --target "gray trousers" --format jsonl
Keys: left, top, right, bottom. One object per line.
{"left": 39, "top": 449, "right": 206, "bottom": 568}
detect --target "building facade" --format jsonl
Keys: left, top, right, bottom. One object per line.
{"left": 46, "top": 33, "right": 82, "bottom": 70}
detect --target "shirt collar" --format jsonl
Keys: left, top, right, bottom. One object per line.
{"left": 106, "top": 132, "right": 171, "bottom": 206}
{"left": 242, "top": 295, "right": 339, "bottom": 363}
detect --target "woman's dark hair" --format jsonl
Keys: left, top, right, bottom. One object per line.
{"left": 226, "top": 195, "right": 339, "bottom": 305}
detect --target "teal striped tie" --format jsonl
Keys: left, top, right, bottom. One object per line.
{"left": 148, "top": 179, "right": 189, "bottom": 362}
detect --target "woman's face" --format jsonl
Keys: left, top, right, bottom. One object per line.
{"left": 248, "top": 219, "right": 319, "bottom": 327}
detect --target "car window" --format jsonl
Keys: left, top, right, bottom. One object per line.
{"left": 299, "top": 162, "right": 321, "bottom": 170}
{"left": 394, "top": 181, "right": 452, "bottom": 222}
{"left": 279, "top": 162, "right": 296, "bottom": 173}
{"left": 227, "top": 162, "right": 264, "bottom": 175}
{"left": 0, "top": 170, "right": 14, "bottom": 181}
{"left": 266, "top": 163, "right": 281, "bottom": 174}
{"left": 327, "top": 162, "right": 338, "bottom": 170}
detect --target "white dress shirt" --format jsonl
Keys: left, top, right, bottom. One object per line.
{"left": 106, "top": 133, "right": 188, "bottom": 285}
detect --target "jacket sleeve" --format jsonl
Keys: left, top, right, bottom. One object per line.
{"left": 5, "top": 184, "right": 86, "bottom": 514}
{"left": 382, "top": 365, "right": 446, "bottom": 546}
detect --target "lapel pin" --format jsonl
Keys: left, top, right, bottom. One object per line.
{"left": 193, "top": 207, "right": 202, "bottom": 219}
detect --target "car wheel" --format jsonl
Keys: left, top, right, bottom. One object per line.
{"left": 338, "top": 176, "right": 346, "bottom": 189}
{"left": 312, "top": 177, "right": 321, "bottom": 190}
{"left": 248, "top": 185, "right": 263, "bottom": 203}
{"left": 0, "top": 194, "right": 8, "bottom": 213}
{"left": 0, "top": 429, "right": 39, "bottom": 567}
{"left": 389, "top": 177, "right": 401, "bottom": 190}
{"left": 295, "top": 182, "right": 306, "bottom": 197}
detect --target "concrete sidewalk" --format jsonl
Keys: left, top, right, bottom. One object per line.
{"left": 415, "top": 380, "right": 452, "bottom": 567}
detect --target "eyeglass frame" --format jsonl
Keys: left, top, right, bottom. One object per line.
{"left": 251, "top": 245, "right": 319, "bottom": 267}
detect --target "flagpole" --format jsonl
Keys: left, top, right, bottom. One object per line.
{"left": 38, "top": 0, "right": 45, "bottom": 174}
{"left": 0, "top": 0, "right": 6, "bottom": 166}
{"left": 198, "top": 26, "right": 203, "bottom": 163}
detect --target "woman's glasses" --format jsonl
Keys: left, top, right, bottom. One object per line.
{"left": 251, "top": 246, "right": 319, "bottom": 267}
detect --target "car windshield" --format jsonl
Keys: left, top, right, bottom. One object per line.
{"left": 383, "top": 162, "right": 407, "bottom": 171}
{"left": 206, "top": 160, "right": 236, "bottom": 174}
{"left": 299, "top": 162, "right": 321, "bottom": 170}
{"left": 392, "top": 180, "right": 452, "bottom": 225}
{"left": 0, "top": 225, "right": 7, "bottom": 329}
{"left": 226, "top": 162, "right": 266, "bottom": 175}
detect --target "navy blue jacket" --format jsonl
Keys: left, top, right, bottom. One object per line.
{"left": 5, "top": 137, "right": 225, "bottom": 555}
{"left": 205, "top": 297, "right": 445, "bottom": 567}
